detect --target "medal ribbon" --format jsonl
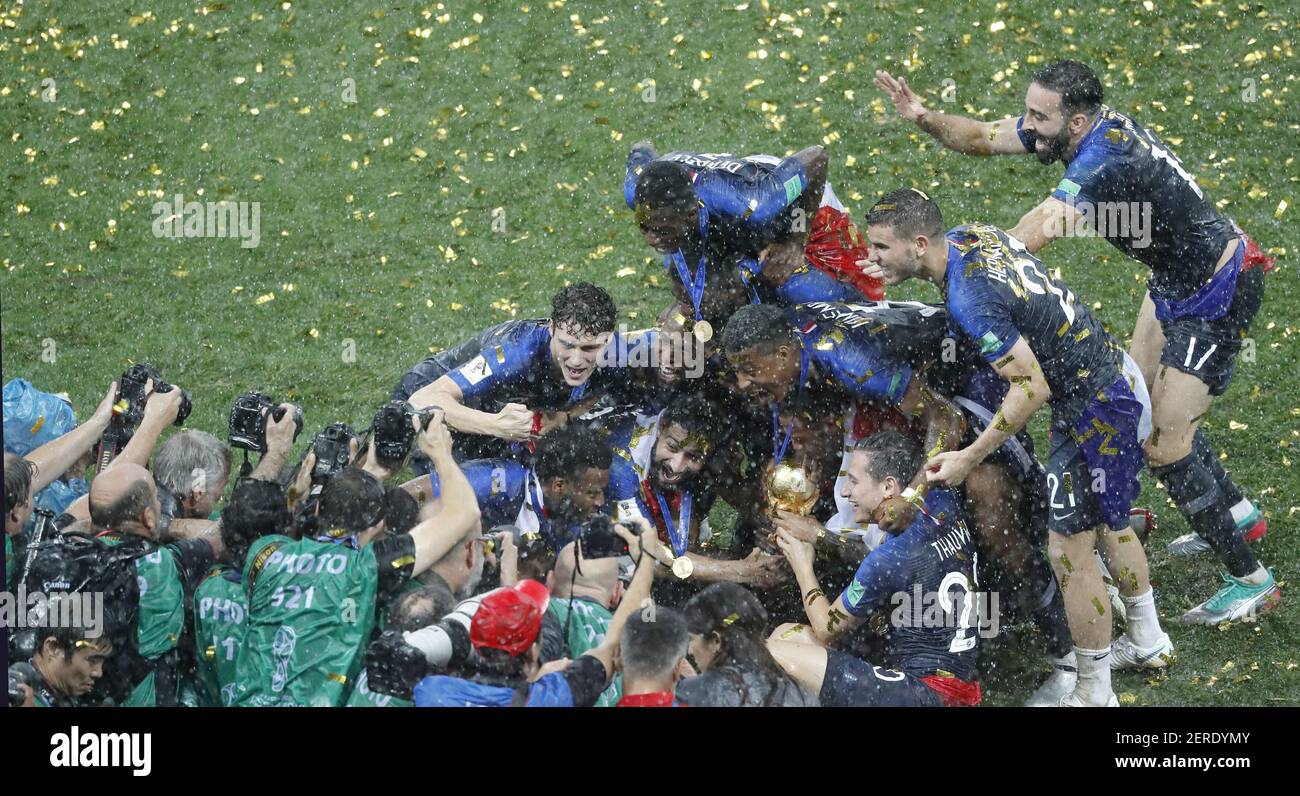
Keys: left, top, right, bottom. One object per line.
{"left": 652, "top": 489, "right": 693, "bottom": 557}
{"left": 771, "top": 344, "right": 810, "bottom": 462}
{"left": 668, "top": 208, "right": 712, "bottom": 320}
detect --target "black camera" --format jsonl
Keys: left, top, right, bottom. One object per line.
{"left": 8, "top": 662, "right": 42, "bottom": 707}
{"left": 578, "top": 515, "right": 628, "bottom": 560}
{"left": 371, "top": 400, "right": 437, "bottom": 463}
{"left": 228, "top": 392, "right": 303, "bottom": 453}
{"left": 311, "top": 422, "right": 357, "bottom": 484}
{"left": 116, "top": 363, "right": 191, "bottom": 432}
{"left": 96, "top": 363, "right": 193, "bottom": 470}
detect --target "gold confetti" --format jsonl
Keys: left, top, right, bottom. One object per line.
{"left": 255, "top": 292, "right": 275, "bottom": 305}
{"left": 1276, "top": 200, "right": 1289, "bottom": 219}
{"left": 989, "top": 20, "right": 1006, "bottom": 33}
{"left": 615, "top": 267, "right": 636, "bottom": 277}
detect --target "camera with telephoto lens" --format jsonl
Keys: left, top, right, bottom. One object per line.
{"left": 113, "top": 363, "right": 192, "bottom": 439}
{"left": 228, "top": 392, "right": 303, "bottom": 453}
{"left": 371, "top": 400, "right": 438, "bottom": 463}
{"left": 363, "top": 630, "right": 429, "bottom": 700}
{"left": 578, "top": 514, "right": 628, "bottom": 560}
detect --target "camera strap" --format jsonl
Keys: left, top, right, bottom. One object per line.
{"left": 97, "top": 423, "right": 127, "bottom": 472}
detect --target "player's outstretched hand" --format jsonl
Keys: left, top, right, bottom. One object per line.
{"left": 873, "top": 69, "right": 928, "bottom": 124}
{"left": 743, "top": 547, "right": 789, "bottom": 589}
{"left": 773, "top": 510, "right": 823, "bottom": 545}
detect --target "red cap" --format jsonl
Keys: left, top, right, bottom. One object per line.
{"left": 470, "top": 580, "right": 551, "bottom": 656}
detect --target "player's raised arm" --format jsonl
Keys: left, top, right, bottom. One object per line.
{"left": 927, "top": 337, "right": 1050, "bottom": 486}
{"left": 1009, "top": 196, "right": 1083, "bottom": 254}
{"left": 408, "top": 373, "right": 534, "bottom": 441}
{"left": 873, "top": 70, "right": 1029, "bottom": 156}
{"left": 790, "top": 145, "right": 828, "bottom": 221}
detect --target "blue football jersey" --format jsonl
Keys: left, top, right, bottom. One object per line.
{"left": 425, "top": 458, "right": 528, "bottom": 530}
{"left": 943, "top": 223, "right": 1121, "bottom": 420}
{"left": 785, "top": 301, "right": 939, "bottom": 408}
{"left": 837, "top": 488, "right": 980, "bottom": 681}
{"left": 1017, "top": 107, "right": 1234, "bottom": 300}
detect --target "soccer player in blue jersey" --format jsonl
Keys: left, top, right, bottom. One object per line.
{"left": 394, "top": 282, "right": 619, "bottom": 461}
{"left": 874, "top": 61, "right": 1278, "bottom": 625}
{"left": 400, "top": 424, "right": 612, "bottom": 552}
{"left": 863, "top": 188, "right": 1176, "bottom": 706}
{"left": 625, "top": 144, "right": 880, "bottom": 336}
{"left": 606, "top": 394, "right": 786, "bottom": 590}
{"left": 767, "top": 431, "right": 982, "bottom": 707}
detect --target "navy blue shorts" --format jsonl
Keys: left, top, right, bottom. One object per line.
{"left": 819, "top": 650, "right": 942, "bottom": 708}
{"left": 1157, "top": 265, "right": 1264, "bottom": 397}
{"left": 1046, "top": 377, "right": 1144, "bottom": 535}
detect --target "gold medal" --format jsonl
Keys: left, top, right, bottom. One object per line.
{"left": 692, "top": 320, "right": 713, "bottom": 343}
{"left": 672, "top": 555, "right": 694, "bottom": 579}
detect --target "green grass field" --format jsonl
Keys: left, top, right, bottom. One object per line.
{"left": 2, "top": 0, "right": 1297, "bottom": 705}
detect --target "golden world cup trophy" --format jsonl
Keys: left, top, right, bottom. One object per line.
{"left": 764, "top": 460, "right": 819, "bottom": 516}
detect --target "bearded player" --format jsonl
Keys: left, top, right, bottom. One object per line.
{"left": 874, "top": 61, "right": 1277, "bottom": 625}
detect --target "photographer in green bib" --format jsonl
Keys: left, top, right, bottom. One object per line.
{"left": 77, "top": 461, "right": 217, "bottom": 706}
{"left": 542, "top": 541, "right": 627, "bottom": 706}
{"left": 192, "top": 477, "right": 292, "bottom": 706}
{"left": 232, "top": 409, "right": 481, "bottom": 707}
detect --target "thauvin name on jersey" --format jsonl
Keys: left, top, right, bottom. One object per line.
{"left": 50, "top": 726, "right": 151, "bottom": 777}
{"left": 929, "top": 521, "right": 973, "bottom": 562}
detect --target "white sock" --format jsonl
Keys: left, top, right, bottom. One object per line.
{"left": 1239, "top": 566, "right": 1269, "bottom": 586}
{"left": 1121, "top": 589, "right": 1164, "bottom": 647}
{"left": 1229, "top": 499, "right": 1254, "bottom": 525}
{"left": 1075, "top": 646, "right": 1113, "bottom": 704}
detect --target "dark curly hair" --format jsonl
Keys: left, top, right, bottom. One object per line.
{"left": 551, "top": 282, "right": 617, "bottom": 338}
